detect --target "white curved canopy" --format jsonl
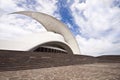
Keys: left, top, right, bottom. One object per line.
{"left": 0, "top": 32, "right": 73, "bottom": 54}
{"left": 12, "top": 11, "right": 80, "bottom": 54}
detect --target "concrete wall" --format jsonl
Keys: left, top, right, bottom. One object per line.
{"left": 0, "top": 50, "right": 94, "bottom": 71}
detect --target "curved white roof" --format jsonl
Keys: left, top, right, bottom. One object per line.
{"left": 12, "top": 11, "right": 81, "bottom": 54}
{"left": 0, "top": 32, "right": 71, "bottom": 52}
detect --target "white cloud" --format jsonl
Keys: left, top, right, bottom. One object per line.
{"left": 76, "top": 35, "right": 120, "bottom": 56}
{"left": 35, "top": 0, "right": 61, "bottom": 19}
{"left": 36, "top": 0, "right": 57, "bottom": 14}
{"left": 70, "top": 0, "right": 120, "bottom": 56}
{"left": 0, "top": 0, "right": 25, "bottom": 13}
{"left": 71, "top": 0, "right": 120, "bottom": 37}
{"left": 0, "top": 0, "right": 58, "bottom": 40}
{"left": 0, "top": 14, "right": 47, "bottom": 40}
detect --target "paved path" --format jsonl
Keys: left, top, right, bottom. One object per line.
{"left": 0, "top": 63, "right": 120, "bottom": 80}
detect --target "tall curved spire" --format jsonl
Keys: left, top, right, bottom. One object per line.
{"left": 12, "top": 11, "right": 80, "bottom": 54}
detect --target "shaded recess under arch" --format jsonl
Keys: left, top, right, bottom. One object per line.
{"left": 30, "top": 41, "right": 73, "bottom": 54}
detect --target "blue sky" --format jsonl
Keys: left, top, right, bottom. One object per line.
{"left": 0, "top": 0, "right": 120, "bottom": 56}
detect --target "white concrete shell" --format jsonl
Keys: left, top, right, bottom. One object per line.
{"left": 0, "top": 32, "right": 73, "bottom": 54}
{"left": 12, "top": 11, "right": 80, "bottom": 54}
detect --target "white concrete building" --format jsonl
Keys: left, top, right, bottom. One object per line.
{"left": 0, "top": 11, "right": 80, "bottom": 54}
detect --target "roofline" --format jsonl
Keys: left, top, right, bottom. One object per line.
{"left": 12, "top": 11, "right": 81, "bottom": 54}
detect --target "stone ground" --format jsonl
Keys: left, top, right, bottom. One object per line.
{"left": 0, "top": 63, "right": 120, "bottom": 80}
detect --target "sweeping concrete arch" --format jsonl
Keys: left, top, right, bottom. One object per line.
{"left": 12, "top": 11, "right": 80, "bottom": 54}
{"left": 0, "top": 32, "right": 72, "bottom": 54}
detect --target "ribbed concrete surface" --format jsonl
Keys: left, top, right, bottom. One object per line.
{"left": 0, "top": 63, "right": 120, "bottom": 80}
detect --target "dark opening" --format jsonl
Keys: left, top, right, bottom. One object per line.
{"left": 33, "top": 47, "right": 67, "bottom": 54}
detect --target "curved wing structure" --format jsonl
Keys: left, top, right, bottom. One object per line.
{"left": 0, "top": 32, "right": 73, "bottom": 54}
{"left": 12, "top": 11, "right": 80, "bottom": 54}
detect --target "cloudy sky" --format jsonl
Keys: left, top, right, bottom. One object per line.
{"left": 0, "top": 0, "right": 120, "bottom": 56}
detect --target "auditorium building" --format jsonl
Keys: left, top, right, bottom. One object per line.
{"left": 0, "top": 11, "right": 80, "bottom": 55}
